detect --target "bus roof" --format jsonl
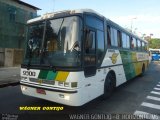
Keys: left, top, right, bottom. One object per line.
{"left": 105, "top": 19, "right": 148, "bottom": 43}
{"left": 149, "top": 48, "right": 160, "bottom": 51}
{"left": 27, "top": 9, "right": 147, "bottom": 43}
{"left": 27, "top": 9, "right": 103, "bottom": 24}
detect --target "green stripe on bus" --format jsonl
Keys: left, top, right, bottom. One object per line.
{"left": 120, "top": 50, "right": 136, "bottom": 80}
{"left": 46, "top": 71, "right": 57, "bottom": 80}
{"left": 38, "top": 70, "right": 48, "bottom": 79}
{"left": 120, "top": 50, "right": 148, "bottom": 80}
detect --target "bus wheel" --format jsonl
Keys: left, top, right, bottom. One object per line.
{"left": 140, "top": 64, "right": 145, "bottom": 76}
{"left": 102, "top": 72, "right": 115, "bottom": 99}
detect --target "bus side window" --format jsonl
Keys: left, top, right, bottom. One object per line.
{"left": 117, "top": 30, "right": 122, "bottom": 47}
{"left": 131, "top": 37, "right": 137, "bottom": 50}
{"left": 97, "top": 30, "right": 105, "bottom": 64}
{"left": 144, "top": 43, "right": 148, "bottom": 51}
{"left": 126, "top": 35, "right": 130, "bottom": 49}
{"left": 122, "top": 33, "right": 126, "bottom": 48}
{"left": 111, "top": 27, "right": 118, "bottom": 47}
{"left": 137, "top": 40, "right": 142, "bottom": 51}
{"left": 107, "top": 25, "right": 111, "bottom": 47}
{"left": 132, "top": 38, "right": 137, "bottom": 50}
{"left": 122, "top": 33, "right": 130, "bottom": 49}
{"left": 131, "top": 37, "right": 134, "bottom": 49}
{"left": 142, "top": 42, "right": 145, "bottom": 51}
{"left": 140, "top": 41, "right": 142, "bottom": 51}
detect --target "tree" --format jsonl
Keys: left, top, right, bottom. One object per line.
{"left": 149, "top": 38, "right": 160, "bottom": 49}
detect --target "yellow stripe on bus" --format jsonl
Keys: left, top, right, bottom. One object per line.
{"left": 55, "top": 72, "right": 69, "bottom": 82}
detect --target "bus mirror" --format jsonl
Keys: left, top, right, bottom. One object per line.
{"left": 28, "top": 39, "right": 34, "bottom": 50}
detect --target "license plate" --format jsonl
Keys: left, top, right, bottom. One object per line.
{"left": 36, "top": 88, "right": 46, "bottom": 95}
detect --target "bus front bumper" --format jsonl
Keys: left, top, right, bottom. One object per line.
{"left": 20, "top": 83, "right": 84, "bottom": 106}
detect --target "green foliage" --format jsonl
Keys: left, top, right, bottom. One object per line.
{"left": 149, "top": 38, "right": 160, "bottom": 49}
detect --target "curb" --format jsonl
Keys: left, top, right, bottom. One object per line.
{"left": 0, "top": 81, "right": 20, "bottom": 88}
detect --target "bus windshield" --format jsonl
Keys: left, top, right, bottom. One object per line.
{"left": 23, "top": 16, "right": 82, "bottom": 68}
{"left": 151, "top": 50, "right": 159, "bottom": 54}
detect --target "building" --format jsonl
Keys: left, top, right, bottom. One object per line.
{"left": 0, "top": 0, "right": 40, "bottom": 48}
{"left": 0, "top": 0, "right": 40, "bottom": 67}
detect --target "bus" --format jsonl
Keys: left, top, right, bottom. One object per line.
{"left": 149, "top": 48, "right": 160, "bottom": 61}
{"left": 20, "top": 9, "right": 149, "bottom": 106}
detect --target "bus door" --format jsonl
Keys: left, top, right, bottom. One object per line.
{"left": 84, "top": 28, "right": 96, "bottom": 77}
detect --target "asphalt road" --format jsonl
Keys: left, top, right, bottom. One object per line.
{"left": 0, "top": 62, "right": 160, "bottom": 120}
{"left": 0, "top": 67, "right": 20, "bottom": 86}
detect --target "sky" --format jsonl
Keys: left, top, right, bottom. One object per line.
{"left": 22, "top": 0, "right": 160, "bottom": 38}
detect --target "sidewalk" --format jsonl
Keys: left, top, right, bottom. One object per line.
{"left": 0, "top": 67, "right": 20, "bottom": 87}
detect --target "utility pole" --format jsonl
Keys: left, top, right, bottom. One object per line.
{"left": 131, "top": 17, "right": 137, "bottom": 33}
{"left": 150, "top": 33, "right": 153, "bottom": 41}
{"left": 53, "top": 0, "right": 55, "bottom": 12}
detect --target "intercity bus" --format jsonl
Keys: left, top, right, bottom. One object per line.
{"left": 20, "top": 9, "right": 149, "bottom": 106}
{"left": 149, "top": 48, "right": 160, "bottom": 61}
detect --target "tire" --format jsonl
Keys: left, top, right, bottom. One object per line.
{"left": 140, "top": 64, "right": 145, "bottom": 76}
{"left": 102, "top": 72, "right": 115, "bottom": 99}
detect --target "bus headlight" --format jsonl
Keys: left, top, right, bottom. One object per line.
{"left": 59, "top": 94, "right": 70, "bottom": 100}
{"left": 21, "top": 77, "right": 27, "bottom": 81}
{"left": 64, "top": 82, "right": 70, "bottom": 87}
{"left": 21, "top": 86, "right": 27, "bottom": 91}
{"left": 71, "top": 82, "right": 77, "bottom": 88}
{"left": 64, "top": 95, "right": 70, "bottom": 100}
{"left": 58, "top": 82, "right": 64, "bottom": 86}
